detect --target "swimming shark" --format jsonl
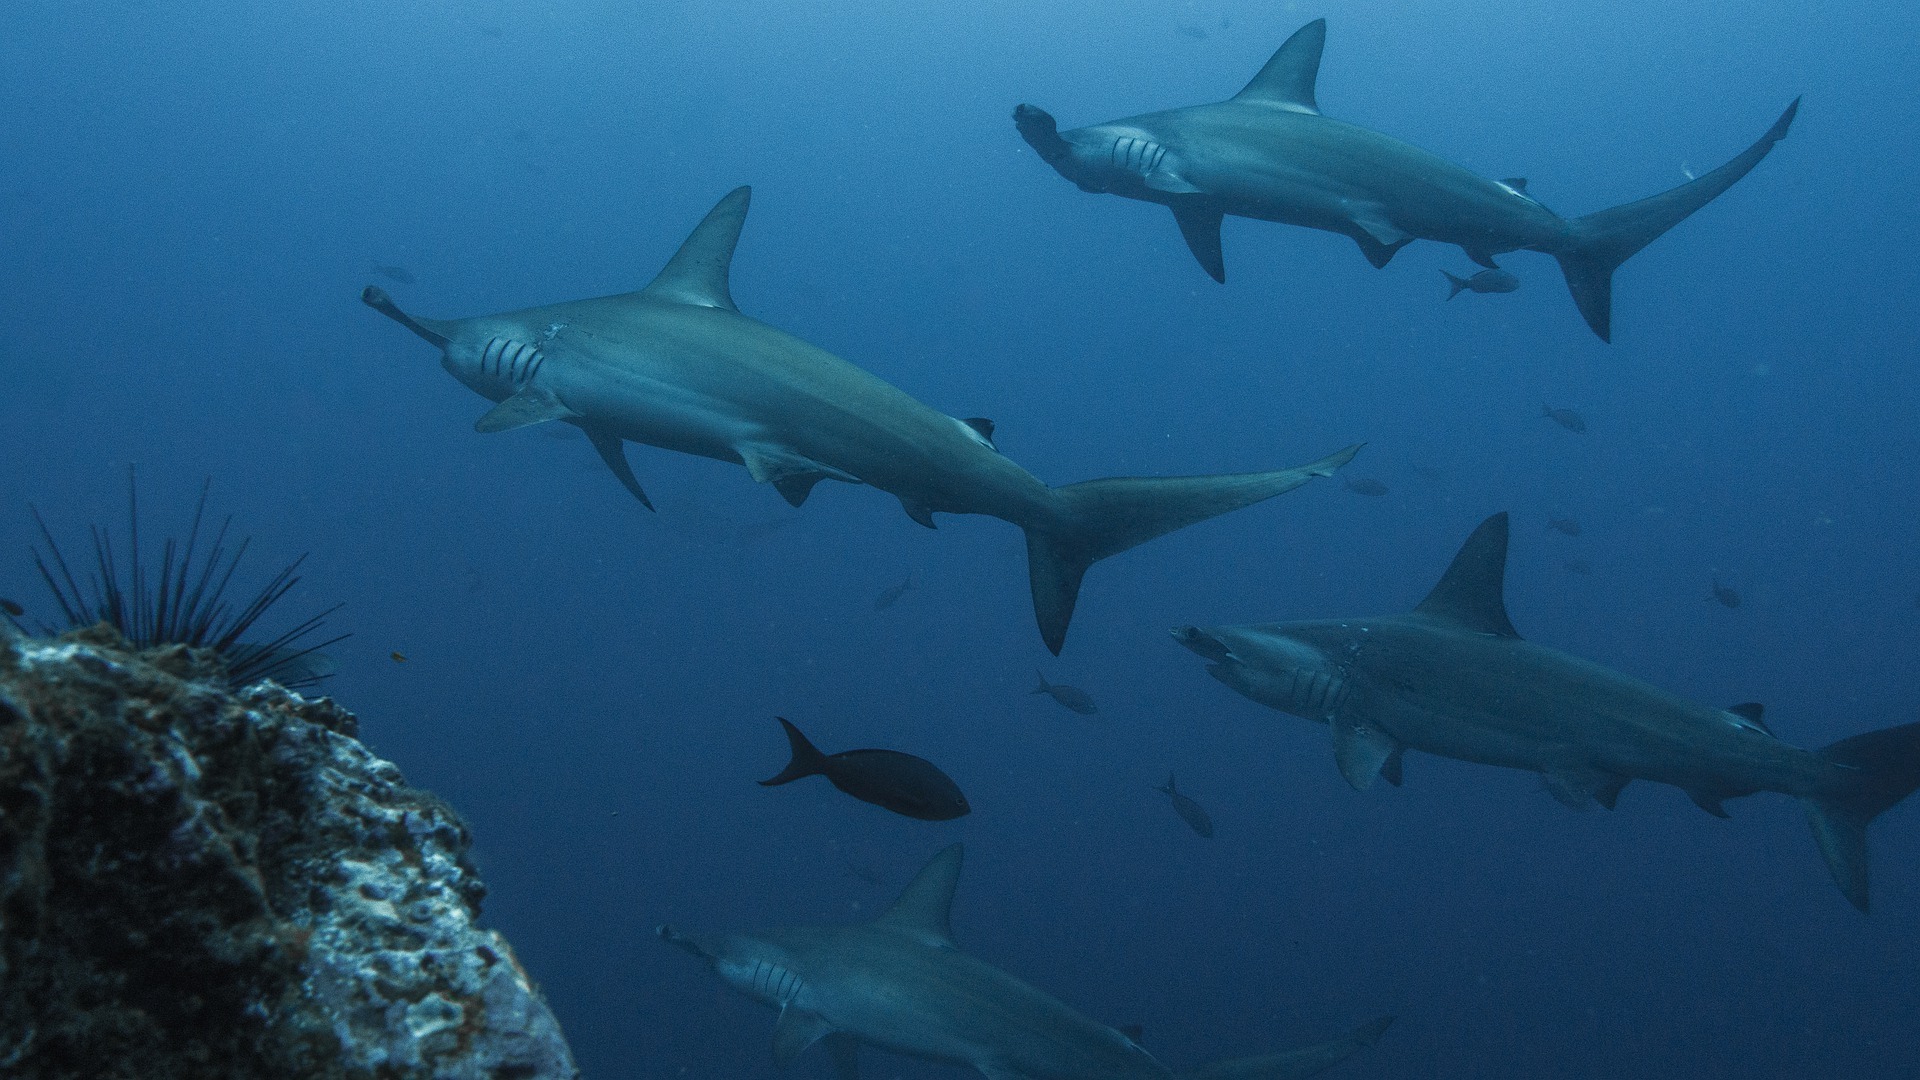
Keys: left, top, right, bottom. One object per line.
{"left": 363, "top": 187, "right": 1356, "bottom": 653}
{"left": 658, "top": 843, "right": 1392, "bottom": 1079}
{"left": 1172, "top": 513, "right": 1920, "bottom": 911}
{"left": 1014, "top": 19, "right": 1798, "bottom": 341}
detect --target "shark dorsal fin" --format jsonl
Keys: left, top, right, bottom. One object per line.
{"left": 639, "top": 186, "right": 749, "bottom": 311}
{"left": 1231, "top": 19, "right": 1325, "bottom": 114}
{"left": 1413, "top": 513, "right": 1519, "bottom": 638}
{"left": 876, "top": 843, "right": 962, "bottom": 946}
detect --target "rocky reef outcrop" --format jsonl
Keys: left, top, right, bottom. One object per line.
{"left": 0, "top": 624, "right": 578, "bottom": 1080}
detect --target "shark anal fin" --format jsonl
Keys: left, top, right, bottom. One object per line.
{"left": 1231, "top": 19, "right": 1325, "bottom": 114}
{"left": 876, "top": 843, "right": 961, "bottom": 947}
{"left": 1687, "top": 788, "right": 1732, "bottom": 818}
{"left": 584, "top": 427, "right": 654, "bottom": 510}
{"left": 1171, "top": 200, "right": 1227, "bottom": 284}
{"left": 1594, "top": 774, "right": 1630, "bottom": 811}
{"left": 639, "top": 186, "right": 748, "bottom": 312}
{"left": 1414, "top": 513, "right": 1520, "bottom": 638}
{"left": 1331, "top": 716, "right": 1397, "bottom": 791}
{"left": 772, "top": 1007, "right": 834, "bottom": 1067}
{"left": 900, "top": 498, "right": 937, "bottom": 530}
{"left": 474, "top": 385, "right": 579, "bottom": 434}
{"left": 825, "top": 1033, "right": 860, "bottom": 1080}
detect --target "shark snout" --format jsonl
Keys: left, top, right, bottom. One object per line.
{"left": 1013, "top": 104, "right": 1071, "bottom": 165}
{"left": 1172, "top": 625, "right": 1235, "bottom": 663}
{"left": 656, "top": 924, "right": 715, "bottom": 961}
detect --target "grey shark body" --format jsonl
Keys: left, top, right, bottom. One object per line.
{"left": 659, "top": 844, "right": 1391, "bottom": 1080}
{"left": 1014, "top": 20, "right": 1798, "bottom": 341}
{"left": 364, "top": 188, "right": 1357, "bottom": 652}
{"left": 1174, "top": 513, "right": 1920, "bottom": 911}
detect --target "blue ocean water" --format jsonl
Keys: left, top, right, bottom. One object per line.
{"left": 3, "top": 0, "right": 1917, "bottom": 1076}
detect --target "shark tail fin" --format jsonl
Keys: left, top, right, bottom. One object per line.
{"left": 1026, "top": 445, "right": 1358, "bottom": 654}
{"left": 1804, "top": 720, "right": 1920, "bottom": 912}
{"left": 1177, "top": 1016, "right": 1395, "bottom": 1080}
{"left": 759, "top": 717, "right": 831, "bottom": 786}
{"left": 1441, "top": 270, "right": 1469, "bottom": 300}
{"left": 1551, "top": 99, "right": 1798, "bottom": 342}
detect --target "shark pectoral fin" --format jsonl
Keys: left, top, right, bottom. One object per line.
{"left": 899, "top": 498, "right": 937, "bottom": 530}
{"left": 1352, "top": 232, "right": 1411, "bottom": 269}
{"left": 1687, "top": 788, "right": 1732, "bottom": 818}
{"left": 1379, "top": 746, "right": 1405, "bottom": 788}
{"left": 1170, "top": 200, "right": 1227, "bottom": 284}
{"left": 772, "top": 1007, "right": 834, "bottom": 1068}
{"left": 474, "top": 386, "right": 580, "bottom": 434}
{"left": 1145, "top": 163, "right": 1204, "bottom": 196}
{"left": 1330, "top": 716, "right": 1397, "bottom": 791}
{"left": 825, "top": 1034, "right": 860, "bottom": 1080}
{"left": 584, "top": 427, "right": 654, "bottom": 510}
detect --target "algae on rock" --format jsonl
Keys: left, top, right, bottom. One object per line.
{"left": 0, "top": 625, "right": 578, "bottom": 1079}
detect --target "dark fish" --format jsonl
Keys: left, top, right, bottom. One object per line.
{"left": 0, "top": 598, "right": 22, "bottom": 617}
{"left": 1032, "top": 670, "right": 1098, "bottom": 714}
{"left": 759, "top": 717, "right": 970, "bottom": 821}
{"left": 1547, "top": 517, "right": 1582, "bottom": 537}
{"left": 873, "top": 573, "right": 916, "bottom": 611}
{"left": 1155, "top": 773, "right": 1215, "bottom": 838}
{"left": 1542, "top": 405, "right": 1587, "bottom": 433}
{"left": 1710, "top": 579, "right": 1742, "bottom": 608}
{"left": 1564, "top": 559, "right": 1592, "bottom": 575}
{"left": 1343, "top": 476, "right": 1389, "bottom": 497}
{"left": 1442, "top": 268, "right": 1519, "bottom": 299}
{"left": 371, "top": 263, "right": 415, "bottom": 285}
{"left": 390, "top": 651, "right": 409, "bottom": 663}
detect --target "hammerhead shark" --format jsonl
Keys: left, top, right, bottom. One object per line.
{"left": 1014, "top": 19, "right": 1798, "bottom": 341}
{"left": 659, "top": 844, "right": 1392, "bottom": 1079}
{"left": 1172, "top": 513, "right": 1920, "bottom": 911}
{"left": 363, "top": 188, "right": 1356, "bottom": 653}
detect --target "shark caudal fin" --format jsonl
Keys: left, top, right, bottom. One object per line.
{"left": 1177, "top": 1016, "right": 1394, "bottom": 1080}
{"left": 1551, "top": 99, "right": 1797, "bottom": 341}
{"left": 759, "top": 717, "right": 831, "bottom": 786}
{"left": 1804, "top": 721, "right": 1920, "bottom": 912}
{"left": 1026, "top": 445, "right": 1359, "bottom": 653}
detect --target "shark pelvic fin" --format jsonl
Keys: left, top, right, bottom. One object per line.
{"left": 1171, "top": 200, "right": 1227, "bottom": 283}
{"left": 640, "top": 186, "right": 750, "bottom": 311}
{"left": 739, "top": 443, "right": 858, "bottom": 486}
{"left": 1349, "top": 207, "right": 1411, "bottom": 248}
{"left": 1413, "top": 512, "right": 1520, "bottom": 638}
{"left": 1331, "top": 715, "right": 1398, "bottom": 791}
{"left": 774, "top": 473, "right": 827, "bottom": 508}
{"left": 875, "top": 843, "right": 962, "bottom": 947}
{"left": 900, "top": 498, "right": 937, "bottom": 529}
{"left": 585, "top": 427, "right": 654, "bottom": 510}
{"left": 1232, "top": 19, "right": 1325, "bottom": 114}
{"left": 474, "top": 385, "right": 580, "bottom": 433}
{"left": 1687, "top": 788, "right": 1732, "bottom": 818}
{"left": 1542, "top": 764, "right": 1623, "bottom": 811}
{"left": 1353, "top": 232, "right": 1411, "bottom": 269}
{"left": 772, "top": 1007, "right": 834, "bottom": 1067}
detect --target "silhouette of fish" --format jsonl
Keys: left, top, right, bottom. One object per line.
{"left": 1548, "top": 517, "right": 1582, "bottom": 537}
{"left": 1155, "top": 773, "right": 1215, "bottom": 838}
{"left": 1710, "top": 579, "right": 1742, "bottom": 608}
{"left": 1542, "top": 406, "right": 1587, "bottom": 433}
{"left": 873, "top": 574, "right": 916, "bottom": 611}
{"left": 1032, "top": 670, "right": 1098, "bottom": 714}
{"left": 760, "top": 718, "right": 970, "bottom": 821}
{"left": 1442, "top": 268, "right": 1519, "bottom": 299}
{"left": 1343, "top": 476, "right": 1389, "bottom": 497}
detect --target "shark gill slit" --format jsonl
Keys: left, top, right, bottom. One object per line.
{"left": 483, "top": 337, "right": 544, "bottom": 387}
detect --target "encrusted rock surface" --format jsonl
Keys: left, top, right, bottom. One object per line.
{"left": 0, "top": 625, "right": 578, "bottom": 1079}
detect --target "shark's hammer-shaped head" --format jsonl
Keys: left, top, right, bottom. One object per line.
{"left": 656, "top": 924, "right": 811, "bottom": 1010}
{"left": 1014, "top": 105, "right": 1182, "bottom": 199}
{"left": 1173, "top": 622, "right": 1355, "bottom": 722}
{"left": 362, "top": 286, "right": 556, "bottom": 406}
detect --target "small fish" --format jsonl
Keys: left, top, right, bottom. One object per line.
{"left": 1155, "top": 773, "right": 1215, "bottom": 838}
{"left": 1564, "top": 559, "right": 1592, "bottom": 575}
{"left": 371, "top": 263, "right": 415, "bottom": 285}
{"left": 872, "top": 573, "right": 916, "bottom": 611}
{"left": 0, "top": 598, "right": 22, "bottom": 617}
{"left": 1710, "top": 579, "right": 1742, "bottom": 608}
{"left": 759, "top": 717, "right": 970, "bottom": 821}
{"left": 1032, "top": 670, "right": 1098, "bottom": 714}
{"left": 1442, "top": 268, "right": 1519, "bottom": 300}
{"left": 1547, "top": 517, "right": 1582, "bottom": 537}
{"left": 1343, "top": 476, "right": 1389, "bottom": 497}
{"left": 1542, "top": 406, "right": 1587, "bottom": 433}
{"left": 390, "top": 651, "right": 409, "bottom": 663}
